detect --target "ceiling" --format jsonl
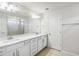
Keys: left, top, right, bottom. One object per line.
{"left": 19, "top": 2, "right": 78, "bottom": 13}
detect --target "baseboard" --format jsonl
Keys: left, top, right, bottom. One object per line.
{"left": 43, "top": 47, "right": 79, "bottom": 56}
{"left": 61, "top": 50, "right": 79, "bottom": 56}
{"left": 47, "top": 47, "right": 61, "bottom": 51}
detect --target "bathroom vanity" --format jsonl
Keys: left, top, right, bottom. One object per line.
{"left": 0, "top": 34, "right": 48, "bottom": 56}
{"left": 0, "top": 2, "right": 48, "bottom": 56}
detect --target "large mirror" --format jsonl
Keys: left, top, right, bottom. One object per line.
{"left": 8, "top": 16, "right": 24, "bottom": 35}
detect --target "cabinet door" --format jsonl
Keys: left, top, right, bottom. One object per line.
{"left": 4, "top": 41, "right": 24, "bottom": 56}
{"left": 38, "top": 37, "right": 43, "bottom": 52}
{"left": 18, "top": 43, "right": 30, "bottom": 56}
{"left": 6, "top": 42, "right": 24, "bottom": 52}
{"left": 43, "top": 35, "right": 47, "bottom": 48}
{"left": 0, "top": 47, "right": 6, "bottom": 56}
{"left": 4, "top": 50, "right": 16, "bottom": 56}
{"left": 31, "top": 38, "right": 37, "bottom": 56}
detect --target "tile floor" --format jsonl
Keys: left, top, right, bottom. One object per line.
{"left": 36, "top": 48, "right": 68, "bottom": 56}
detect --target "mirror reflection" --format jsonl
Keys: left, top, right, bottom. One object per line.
{"left": 8, "top": 16, "right": 24, "bottom": 35}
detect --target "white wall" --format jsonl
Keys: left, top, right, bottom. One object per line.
{"left": 47, "top": 3, "right": 79, "bottom": 55}
{"left": 57, "top": 4, "right": 79, "bottom": 55}
{"left": 28, "top": 13, "right": 49, "bottom": 34}
{"left": 40, "top": 13, "right": 49, "bottom": 34}
{"left": 28, "top": 18, "right": 41, "bottom": 34}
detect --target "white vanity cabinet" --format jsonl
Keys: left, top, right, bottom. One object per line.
{"left": 31, "top": 38, "right": 38, "bottom": 56}
{"left": 0, "top": 34, "right": 48, "bottom": 56}
{"left": 18, "top": 40, "right": 30, "bottom": 56}
{"left": 37, "top": 35, "right": 47, "bottom": 52}
{"left": 4, "top": 50, "right": 16, "bottom": 56}
{"left": 0, "top": 47, "right": 6, "bottom": 56}
{"left": 0, "top": 46, "right": 17, "bottom": 56}
{"left": 3, "top": 41, "right": 24, "bottom": 56}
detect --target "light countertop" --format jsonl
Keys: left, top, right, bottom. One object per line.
{"left": 0, "top": 33, "right": 48, "bottom": 48}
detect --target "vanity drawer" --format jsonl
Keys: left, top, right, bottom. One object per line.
{"left": 6, "top": 42, "right": 24, "bottom": 52}
{"left": 31, "top": 38, "right": 37, "bottom": 43}
{"left": 24, "top": 40, "right": 30, "bottom": 45}
{"left": 31, "top": 42, "right": 37, "bottom": 46}
{"left": 0, "top": 47, "right": 6, "bottom": 56}
{"left": 31, "top": 38, "right": 37, "bottom": 46}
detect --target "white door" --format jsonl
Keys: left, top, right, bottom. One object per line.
{"left": 63, "top": 24, "right": 79, "bottom": 55}
{"left": 48, "top": 15, "right": 62, "bottom": 50}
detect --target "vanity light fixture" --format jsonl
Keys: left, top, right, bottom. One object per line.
{"left": 0, "top": 2, "right": 19, "bottom": 12}
{"left": 7, "top": 4, "right": 18, "bottom": 12}
{"left": 32, "top": 13, "right": 40, "bottom": 19}
{"left": 0, "top": 2, "right": 8, "bottom": 9}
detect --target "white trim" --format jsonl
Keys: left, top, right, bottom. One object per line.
{"left": 61, "top": 50, "right": 79, "bottom": 56}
